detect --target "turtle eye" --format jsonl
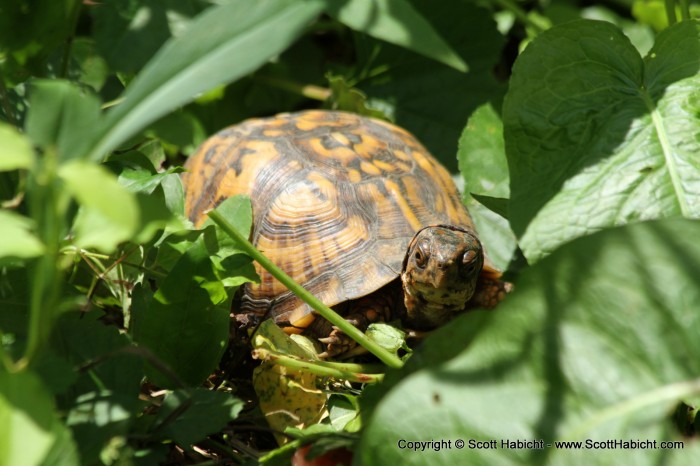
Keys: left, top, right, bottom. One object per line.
{"left": 461, "top": 249, "right": 481, "bottom": 276}
{"left": 414, "top": 241, "right": 430, "bottom": 269}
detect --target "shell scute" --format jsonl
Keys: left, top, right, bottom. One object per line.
{"left": 182, "top": 110, "right": 478, "bottom": 327}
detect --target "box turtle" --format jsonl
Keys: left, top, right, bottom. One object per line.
{"left": 182, "top": 110, "right": 509, "bottom": 356}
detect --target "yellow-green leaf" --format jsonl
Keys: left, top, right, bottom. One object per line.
{"left": 0, "top": 124, "right": 34, "bottom": 171}
{"left": 58, "top": 161, "right": 139, "bottom": 252}
{"left": 252, "top": 321, "right": 327, "bottom": 445}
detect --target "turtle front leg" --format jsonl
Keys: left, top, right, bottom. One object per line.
{"left": 317, "top": 309, "right": 385, "bottom": 358}
{"left": 469, "top": 275, "right": 513, "bottom": 309}
{"left": 310, "top": 283, "right": 402, "bottom": 358}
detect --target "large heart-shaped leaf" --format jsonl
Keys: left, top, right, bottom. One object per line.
{"left": 359, "top": 218, "right": 700, "bottom": 465}
{"left": 503, "top": 20, "right": 700, "bottom": 262}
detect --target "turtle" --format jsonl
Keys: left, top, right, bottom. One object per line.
{"left": 182, "top": 110, "right": 510, "bottom": 356}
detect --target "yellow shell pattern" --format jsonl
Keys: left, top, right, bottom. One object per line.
{"left": 182, "top": 111, "right": 477, "bottom": 329}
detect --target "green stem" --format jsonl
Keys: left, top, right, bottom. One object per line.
{"left": 101, "top": 97, "right": 124, "bottom": 110}
{"left": 61, "top": 246, "right": 168, "bottom": 279}
{"left": 665, "top": 0, "right": 678, "bottom": 25}
{"left": 492, "top": 0, "right": 548, "bottom": 33}
{"left": 59, "top": 0, "right": 82, "bottom": 79}
{"left": 208, "top": 210, "right": 403, "bottom": 369}
{"left": 253, "top": 348, "right": 384, "bottom": 383}
{"left": 256, "top": 75, "right": 331, "bottom": 101}
{"left": 0, "top": 79, "right": 17, "bottom": 126}
{"left": 679, "top": 0, "right": 691, "bottom": 21}
{"left": 199, "top": 438, "right": 247, "bottom": 463}
{"left": 17, "top": 149, "right": 65, "bottom": 370}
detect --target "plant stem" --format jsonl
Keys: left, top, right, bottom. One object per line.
{"left": 60, "top": 3, "right": 82, "bottom": 80}
{"left": 208, "top": 210, "right": 404, "bottom": 369}
{"left": 17, "top": 149, "right": 65, "bottom": 370}
{"left": 260, "top": 347, "right": 384, "bottom": 374}
{"left": 61, "top": 246, "right": 168, "bottom": 279}
{"left": 665, "top": 0, "right": 678, "bottom": 25}
{"left": 200, "top": 437, "right": 249, "bottom": 463}
{"left": 492, "top": 0, "right": 548, "bottom": 33}
{"left": 679, "top": 0, "right": 691, "bottom": 20}
{"left": 0, "top": 79, "right": 17, "bottom": 126}
{"left": 256, "top": 75, "right": 331, "bottom": 101}
{"left": 253, "top": 348, "right": 384, "bottom": 383}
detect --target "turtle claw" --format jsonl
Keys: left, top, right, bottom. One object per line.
{"left": 317, "top": 335, "right": 337, "bottom": 345}
{"left": 317, "top": 328, "right": 354, "bottom": 358}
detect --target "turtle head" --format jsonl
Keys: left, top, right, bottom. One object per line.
{"left": 401, "top": 225, "right": 483, "bottom": 329}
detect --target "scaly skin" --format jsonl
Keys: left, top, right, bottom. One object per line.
{"left": 401, "top": 225, "right": 483, "bottom": 329}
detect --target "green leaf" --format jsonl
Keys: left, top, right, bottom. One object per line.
{"left": 161, "top": 169, "right": 185, "bottom": 216}
{"left": 51, "top": 311, "right": 144, "bottom": 400}
{"left": 458, "top": 103, "right": 509, "bottom": 200}
{"left": 0, "top": 0, "right": 77, "bottom": 49}
{"left": 504, "top": 20, "right": 700, "bottom": 262}
{"left": 0, "top": 369, "right": 59, "bottom": 466}
{"left": 470, "top": 194, "right": 509, "bottom": 219}
{"left": 356, "top": 1, "right": 505, "bottom": 171}
{"left": 103, "top": 151, "right": 182, "bottom": 238}
{"left": 118, "top": 167, "right": 182, "bottom": 196}
{"left": 457, "top": 103, "right": 518, "bottom": 269}
{"left": 156, "top": 388, "right": 243, "bottom": 446}
{"left": 54, "top": 38, "right": 110, "bottom": 92}
{"left": 0, "top": 123, "right": 34, "bottom": 171}
{"left": 365, "top": 323, "right": 407, "bottom": 357}
{"left": 0, "top": 0, "right": 80, "bottom": 75}
{"left": 202, "top": 195, "right": 254, "bottom": 258}
{"left": 106, "top": 150, "right": 184, "bottom": 196}
{"left": 215, "top": 253, "right": 258, "bottom": 289}
{"left": 40, "top": 422, "right": 79, "bottom": 466}
{"left": 326, "top": 74, "right": 389, "bottom": 120}
{"left": 85, "top": 0, "right": 325, "bottom": 161}
{"left": 132, "top": 191, "right": 179, "bottom": 244}
{"left": 326, "top": 0, "right": 466, "bottom": 72}
{"left": 92, "top": 0, "right": 210, "bottom": 74}
{"left": 328, "top": 394, "right": 360, "bottom": 432}
{"left": 65, "top": 391, "right": 136, "bottom": 464}
{"left": 465, "top": 196, "right": 518, "bottom": 272}
{"left": 146, "top": 110, "right": 206, "bottom": 154}
{"left": 24, "top": 80, "right": 101, "bottom": 161}
{"left": 58, "top": 160, "right": 140, "bottom": 252}
{"left": 632, "top": 0, "right": 673, "bottom": 32}
{"left": 131, "top": 237, "right": 232, "bottom": 388}
{"left": 49, "top": 311, "right": 144, "bottom": 462}
{"left": 359, "top": 218, "right": 700, "bottom": 465}
{"left": 0, "top": 211, "right": 45, "bottom": 264}
{"left": 150, "top": 228, "right": 205, "bottom": 273}
{"left": 578, "top": 6, "right": 655, "bottom": 56}
{"left": 0, "top": 268, "right": 30, "bottom": 353}
{"left": 251, "top": 321, "right": 327, "bottom": 444}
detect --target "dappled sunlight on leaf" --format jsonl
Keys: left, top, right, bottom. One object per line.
{"left": 252, "top": 321, "right": 328, "bottom": 445}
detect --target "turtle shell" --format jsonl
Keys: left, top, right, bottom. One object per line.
{"left": 182, "top": 110, "right": 479, "bottom": 331}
